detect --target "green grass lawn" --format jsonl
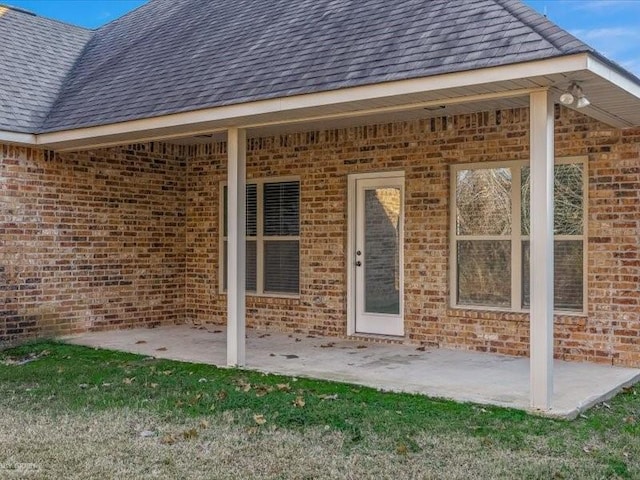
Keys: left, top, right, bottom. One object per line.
{"left": 0, "top": 342, "right": 638, "bottom": 479}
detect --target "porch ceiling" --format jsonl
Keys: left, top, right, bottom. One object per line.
{"left": 27, "top": 54, "right": 640, "bottom": 151}
{"left": 64, "top": 325, "right": 640, "bottom": 419}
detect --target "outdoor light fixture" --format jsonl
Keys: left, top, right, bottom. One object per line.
{"left": 559, "top": 83, "right": 590, "bottom": 108}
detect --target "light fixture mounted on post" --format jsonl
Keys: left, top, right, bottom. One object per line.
{"left": 559, "top": 83, "right": 590, "bottom": 108}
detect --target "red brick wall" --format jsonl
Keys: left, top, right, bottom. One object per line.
{"left": 2, "top": 107, "right": 638, "bottom": 366}
{"left": 186, "top": 107, "right": 640, "bottom": 366}
{"left": 0, "top": 143, "right": 186, "bottom": 345}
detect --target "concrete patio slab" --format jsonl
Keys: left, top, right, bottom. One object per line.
{"left": 64, "top": 325, "right": 640, "bottom": 419}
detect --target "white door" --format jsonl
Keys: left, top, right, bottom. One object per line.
{"left": 351, "top": 174, "right": 404, "bottom": 336}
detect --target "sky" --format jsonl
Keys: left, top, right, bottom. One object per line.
{"left": 5, "top": 0, "right": 640, "bottom": 76}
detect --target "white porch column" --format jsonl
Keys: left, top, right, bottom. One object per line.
{"left": 529, "top": 90, "right": 554, "bottom": 410}
{"left": 226, "top": 127, "right": 247, "bottom": 367}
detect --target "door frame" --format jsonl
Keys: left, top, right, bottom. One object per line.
{"left": 347, "top": 170, "right": 405, "bottom": 336}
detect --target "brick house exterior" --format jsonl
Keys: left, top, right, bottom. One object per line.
{"left": 1, "top": 1, "right": 640, "bottom": 409}
{"left": 3, "top": 106, "right": 638, "bottom": 367}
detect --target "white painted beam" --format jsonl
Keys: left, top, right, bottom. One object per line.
{"left": 226, "top": 127, "right": 247, "bottom": 367}
{"left": 529, "top": 90, "right": 555, "bottom": 410}
{"left": 0, "top": 130, "right": 37, "bottom": 146}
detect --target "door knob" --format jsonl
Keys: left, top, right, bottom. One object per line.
{"left": 355, "top": 261, "right": 362, "bottom": 267}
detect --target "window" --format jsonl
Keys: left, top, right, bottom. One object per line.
{"left": 450, "top": 158, "right": 587, "bottom": 313}
{"left": 221, "top": 178, "right": 300, "bottom": 295}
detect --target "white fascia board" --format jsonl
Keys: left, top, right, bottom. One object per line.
{"left": 37, "top": 54, "right": 591, "bottom": 148}
{"left": 586, "top": 55, "right": 640, "bottom": 100}
{"left": 0, "top": 130, "right": 37, "bottom": 146}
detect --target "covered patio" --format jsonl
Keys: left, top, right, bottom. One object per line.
{"left": 65, "top": 325, "right": 640, "bottom": 419}
{"left": 4, "top": 3, "right": 640, "bottom": 419}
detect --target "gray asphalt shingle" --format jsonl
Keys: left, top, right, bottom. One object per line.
{"left": 0, "top": 6, "right": 92, "bottom": 133}
{"left": 2, "top": 0, "right": 593, "bottom": 134}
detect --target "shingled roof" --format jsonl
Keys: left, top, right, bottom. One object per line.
{"left": 0, "top": 5, "right": 92, "bottom": 133}
{"left": 3, "top": 0, "right": 594, "bottom": 134}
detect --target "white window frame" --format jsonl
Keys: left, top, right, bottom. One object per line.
{"left": 449, "top": 156, "right": 588, "bottom": 315}
{"left": 219, "top": 176, "right": 301, "bottom": 298}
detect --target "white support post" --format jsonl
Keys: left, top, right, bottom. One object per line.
{"left": 226, "top": 127, "right": 247, "bottom": 367}
{"left": 529, "top": 90, "right": 554, "bottom": 410}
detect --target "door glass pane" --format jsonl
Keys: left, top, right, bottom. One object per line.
{"left": 364, "top": 187, "right": 401, "bottom": 314}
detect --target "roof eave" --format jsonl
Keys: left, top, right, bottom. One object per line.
{"left": 0, "top": 130, "right": 37, "bottom": 147}
{"left": 3, "top": 52, "right": 638, "bottom": 151}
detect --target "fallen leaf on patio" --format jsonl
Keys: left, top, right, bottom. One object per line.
{"left": 276, "top": 383, "right": 291, "bottom": 392}
{"left": 182, "top": 428, "right": 198, "bottom": 440}
{"left": 416, "top": 346, "right": 426, "bottom": 351}
{"left": 320, "top": 343, "right": 335, "bottom": 348}
{"left": 356, "top": 345, "right": 367, "bottom": 349}
{"left": 396, "top": 443, "right": 408, "bottom": 455}
{"left": 295, "top": 338, "right": 301, "bottom": 342}
{"left": 213, "top": 330, "right": 222, "bottom": 333}
{"left": 293, "top": 396, "right": 306, "bottom": 408}
{"left": 269, "top": 353, "right": 276, "bottom": 357}
{"left": 318, "top": 394, "right": 338, "bottom": 401}
{"left": 253, "top": 414, "right": 267, "bottom": 425}
{"left": 135, "top": 340, "right": 147, "bottom": 344}
{"left": 123, "top": 377, "right": 135, "bottom": 385}
{"left": 259, "top": 333, "right": 270, "bottom": 338}
{"left": 156, "top": 347, "right": 168, "bottom": 352}
{"left": 160, "top": 434, "right": 176, "bottom": 445}
{"left": 306, "top": 335, "right": 315, "bottom": 338}
{"left": 282, "top": 354, "right": 299, "bottom": 359}
{"left": 199, "top": 420, "right": 210, "bottom": 429}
